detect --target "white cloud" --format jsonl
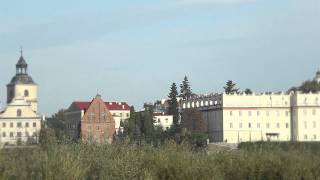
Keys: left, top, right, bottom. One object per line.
{"left": 170, "top": 0, "right": 256, "bottom": 6}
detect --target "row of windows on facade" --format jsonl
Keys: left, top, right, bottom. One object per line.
{"left": 229, "top": 121, "right": 318, "bottom": 129}
{"left": 154, "top": 118, "right": 169, "bottom": 123}
{"left": 229, "top": 122, "right": 290, "bottom": 129}
{"left": 10, "top": 90, "right": 29, "bottom": 99}
{"left": 303, "top": 134, "right": 318, "bottom": 140}
{"left": 87, "top": 113, "right": 129, "bottom": 121}
{"left": 2, "top": 122, "right": 37, "bottom": 128}
{"left": 184, "top": 97, "right": 320, "bottom": 109}
{"left": 1, "top": 131, "right": 37, "bottom": 138}
{"left": 183, "top": 100, "right": 221, "bottom": 108}
{"left": 112, "top": 113, "right": 130, "bottom": 118}
{"left": 229, "top": 109, "right": 318, "bottom": 117}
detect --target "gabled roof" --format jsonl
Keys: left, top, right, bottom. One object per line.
{"left": 72, "top": 101, "right": 130, "bottom": 111}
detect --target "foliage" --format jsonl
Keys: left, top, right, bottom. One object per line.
{"left": 224, "top": 80, "right": 239, "bottom": 94}
{"left": 180, "top": 76, "right": 193, "bottom": 100}
{"left": 244, "top": 88, "right": 253, "bottom": 95}
{"left": 168, "top": 83, "right": 179, "bottom": 129}
{"left": 1, "top": 140, "right": 320, "bottom": 180}
{"left": 289, "top": 80, "right": 320, "bottom": 93}
{"left": 181, "top": 108, "right": 207, "bottom": 133}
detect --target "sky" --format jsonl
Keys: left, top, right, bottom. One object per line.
{"left": 0, "top": 0, "right": 319, "bottom": 116}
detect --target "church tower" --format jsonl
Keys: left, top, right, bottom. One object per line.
{"left": 6, "top": 50, "right": 38, "bottom": 112}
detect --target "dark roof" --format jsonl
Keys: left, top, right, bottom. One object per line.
{"left": 8, "top": 74, "right": 35, "bottom": 85}
{"left": 72, "top": 101, "right": 130, "bottom": 111}
{"left": 16, "top": 56, "right": 28, "bottom": 67}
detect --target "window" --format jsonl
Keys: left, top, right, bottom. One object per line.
{"left": 248, "top": 123, "right": 252, "bottom": 128}
{"left": 304, "top": 121, "right": 308, "bottom": 129}
{"left": 17, "top": 132, "right": 22, "bottom": 137}
{"left": 126, "top": 113, "right": 129, "bottom": 117}
{"left": 10, "top": 123, "right": 13, "bottom": 128}
{"left": 266, "top": 111, "right": 270, "bottom": 116}
{"left": 24, "top": 90, "right": 29, "bottom": 97}
{"left": 277, "top": 123, "right": 280, "bottom": 128}
{"left": 248, "top": 111, "right": 252, "bottom": 116}
{"left": 266, "top": 123, "right": 270, "bottom": 129}
{"left": 239, "top": 111, "right": 242, "bottom": 116}
{"left": 33, "top": 122, "right": 37, "bottom": 128}
{"left": 239, "top": 123, "right": 243, "bottom": 128}
{"left": 312, "top": 109, "right": 316, "bottom": 116}
{"left": 285, "top": 111, "right": 289, "bottom": 117}
{"left": 10, "top": 132, "right": 13, "bottom": 137}
{"left": 230, "top": 123, "right": 233, "bottom": 128}
{"left": 257, "top": 111, "right": 260, "bottom": 116}
{"left": 304, "top": 135, "right": 308, "bottom": 140}
{"left": 313, "top": 121, "right": 316, "bottom": 128}
{"left": 17, "top": 109, "right": 22, "bottom": 117}
{"left": 313, "top": 135, "right": 317, "bottom": 140}
{"left": 286, "top": 123, "right": 289, "bottom": 129}
{"left": 165, "top": 118, "right": 168, "bottom": 123}
{"left": 25, "top": 122, "right": 29, "bottom": 128}
{"left": 96, "top": 126, "right": 100, "bottom": 130}
{"left": 17, "top": 122, "right": 22, "bottom": 128}
{"left": 2, "top": 132, "right": 6, "bottom": 137}
{"left": 229, "top": 111, "right": 233, "bottom": 116}
{"left": 2, "top": 122, "right": 6, "bottom": 128}
{"left": 257, "top": 123, "right": 261, "bottom": 128}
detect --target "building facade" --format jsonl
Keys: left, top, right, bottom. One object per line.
{"left": 64, "top": 98, "right": 130, "bottom": 141}
{"left": 0, "top": 54, "right": 42, "bottom": 146}
{"left": 153, "top": 112, "right": 173, "bottom": 130}
{"left": 182, "top": 91, "right": 320, "bottom": 143}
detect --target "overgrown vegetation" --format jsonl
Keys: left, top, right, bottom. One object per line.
{"left": 1, "top": 135, "right": 320, "bottom": 180}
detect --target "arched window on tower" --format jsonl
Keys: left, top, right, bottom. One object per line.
{"left": 17, "top": 109, "right": 22, "bottom": 117}
{"left": 24, "top": 90, "right": 29, "bottom": 97}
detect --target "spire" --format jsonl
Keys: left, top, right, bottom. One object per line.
{"left": 20, "top": 46, "right": 23, "bottom": 57}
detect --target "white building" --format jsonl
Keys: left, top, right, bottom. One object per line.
{"left": 153, "top": 112, "right": 173, "bottom": 130}
{"left": 182, "top": 91, "right": 320, "bottom": 143}
{"left": 0, "top": 53, "right": 42, "bottom": 146}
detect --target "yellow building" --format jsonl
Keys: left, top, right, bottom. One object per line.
{"left": 0, "top": 53, "right": 42, "bottom": 146}
{"left": 182, "top": 91, "right": 320, "bottom": 143}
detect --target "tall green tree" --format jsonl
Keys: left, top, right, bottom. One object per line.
{"left": 168, "top": 83, "right": 179, "bottom": 128}
{"left": 180, "top": 76, "right": 192, "bottom": 100}
{"left": 224, "top": 80, "right": 239, "bottom": 94}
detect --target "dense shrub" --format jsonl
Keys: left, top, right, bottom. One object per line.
{"left": 0, "top": 141, "right": 320, "bottom": 180}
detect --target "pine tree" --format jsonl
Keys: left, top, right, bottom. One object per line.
{"left": 180, "top": 76, "right": 192, "bottom": 100}
{"left": 168, "top": 83, "right": 179, "bottom": 128}
{"left": 224, "top": 80, "right": 239, "bottom": 94}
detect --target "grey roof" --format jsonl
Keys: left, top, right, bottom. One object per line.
{"left": 8, "top": 74, "right": 36, "bottom": 85}
{"left": 16, "top": 56, "right": 28, "bottom": 67}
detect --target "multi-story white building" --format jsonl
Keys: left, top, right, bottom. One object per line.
{"left": 0, "top": 53, "right": 42, "bottom": 146}
{"left": 182, "top": 91, "right": 320, "bottom": 143}
{"left": 153, "top": 112, "right": 173, "bottom": 130}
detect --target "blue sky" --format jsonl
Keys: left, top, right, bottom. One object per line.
{"left": 0, "top": 0, "right": 319, "bottom": 115}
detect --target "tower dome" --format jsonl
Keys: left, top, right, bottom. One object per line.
{"left": 8, "top": 52, "right": 35, "bottom": 85}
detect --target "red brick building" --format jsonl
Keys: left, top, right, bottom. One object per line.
{"left": 65, "top": 95, "right": 116, "bottom": 143}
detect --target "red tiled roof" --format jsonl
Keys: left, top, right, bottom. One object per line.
{"left": 73, "top": 101, "right": 130, "bottom": 111}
